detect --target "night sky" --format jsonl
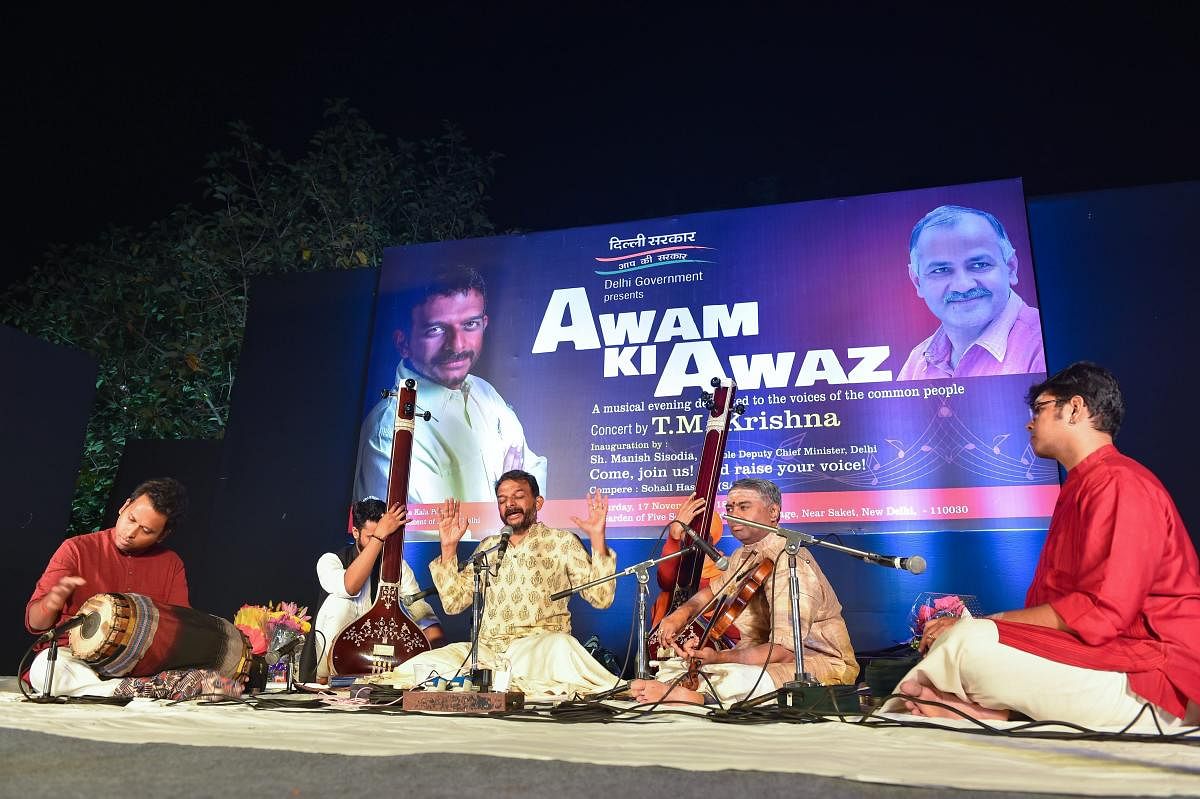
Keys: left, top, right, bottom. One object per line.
{"left": 8, "top": 6, "right": 1199, "bottom": 290}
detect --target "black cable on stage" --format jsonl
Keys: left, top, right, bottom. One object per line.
{"left": 13, "top": 603, "right": 1193, "bottom": 744}
{"left": 16, "top": 637, "right": 1188, "bottom": 744}
{"left": 16, "top": 643, "right": 38, "bottom": 701}
{"left": 849, "top": 692, "right": 1200, "bottom": 745}
{"left": 15, "top": 666, "right": 1195, "bottom": 745}
{"left": 310, "top": 628, "right": 327, "bottom": 672}
{"left": 169, "top": 685, "right": 1200, "bottom": 745}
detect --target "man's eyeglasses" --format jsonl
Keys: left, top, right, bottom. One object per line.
{"left": 1030, "top": 399, "right": 1063, "bottom": 417}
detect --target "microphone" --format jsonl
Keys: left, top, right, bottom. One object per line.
{"left": 724, "top": 513, "right": 926, "bottom": 575}
{"left": 496, "top": 525, "right": 514, "bottom": 564}
{"left": 861, "top": 553, "right": 927, "bottom": 574}
{"left": 36, "top": 611, "right": 99, "bottom": 644}
{"left": 402, "top": 586, "right": 439, "bottom": 604}
{"left": 265, "top": 634, "right": 305, "bottom": 666}
{"left": 679, "top": 524, "right": 729, "bottom": 570}
{"left": 464, "top": 526, "right": 516, "bottom": 569}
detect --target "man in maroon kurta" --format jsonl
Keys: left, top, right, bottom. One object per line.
{"left": 890, "top": 362, "right": 1200, "bottom": 726}
{"left": 25, "top": 478, "right": 190, "bottom": 694}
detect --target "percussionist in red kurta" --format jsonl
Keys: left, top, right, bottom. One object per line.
{"left": 888, "top": 362, "right": 1200, "bottom": 727}
{"left": 25, "top": 477, "right": 190, "bottom": 695}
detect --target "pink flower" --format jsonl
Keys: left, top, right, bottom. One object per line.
{"left": 933, "top": 595, "right": 966, "bottom": 614}
{"left": 272, "top": 616, "right": 303, "bottom": 633}
{"left": 277, "top": 601, "right": 309, "bottom": 622}
{"left": 913, "top": 594, "right": 967, "bottom": 636}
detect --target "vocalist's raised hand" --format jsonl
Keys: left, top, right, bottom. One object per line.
{"left": 437, "top": 498, "right": 469, "bottom": 563}
{"left": 570, "top": 489, "right": 609, "bottom": 556}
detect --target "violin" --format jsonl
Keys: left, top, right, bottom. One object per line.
{"left": 679, "top": 555, "right": 775, "bottom": 691}
{"left": 330, "top": 379, "right": 432, "bottom": 676}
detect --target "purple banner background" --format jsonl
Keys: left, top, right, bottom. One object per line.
{"left": 363, "top": 179, "right": 1055, "bottom": 536}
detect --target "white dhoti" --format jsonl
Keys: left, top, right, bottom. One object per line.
{"left": 883, "top": 617, "right": 1198, "bottom": 728}
{"left": 654, "top": 657, "right": 779, "bottom": 704}
{"left": 374, "top": 632, "right": 622, "bottom": 698}
{"left": 28, "top": 649, "right": 119, "bottom": 697}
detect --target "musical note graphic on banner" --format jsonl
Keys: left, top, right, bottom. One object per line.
{"left": 762, "top": 395, "right": 1058, "bottom": 492}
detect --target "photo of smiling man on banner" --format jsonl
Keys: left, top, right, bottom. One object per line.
{"left": 899, "top": 205, "right": 1045, "bottom": 380}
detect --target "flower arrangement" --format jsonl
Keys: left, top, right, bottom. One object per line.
{"left": 234, "top": 601, "right": 311, "bottom": 660}
{"left": 907, "top": 592, "right": 982, "bottom": 646}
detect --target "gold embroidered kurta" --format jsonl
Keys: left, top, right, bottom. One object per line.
{"left": 429, "top": 522, "right": 617, "bottom": 652}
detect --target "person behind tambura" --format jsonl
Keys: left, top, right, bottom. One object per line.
{"left": 651, "top": 505, "right": 725, "bottom": 634}
{"left": 24, "top": 478, "right": 239, "bottom": 698}
{"left": 301, "top": 497, "right": 445, "bottom": 683}
{"left": 631, "top": 478, "right": 858, "bottom": 706}
{"left": 369, "top": 469, "right": 619, "bottom": 697}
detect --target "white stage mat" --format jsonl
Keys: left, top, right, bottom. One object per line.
{"left": 2, "top": 686, "right": 1199, "bottom": 796}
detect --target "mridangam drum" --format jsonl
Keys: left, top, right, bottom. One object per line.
{"left": 69, "top": 592, "right": 250, "bottom": 680}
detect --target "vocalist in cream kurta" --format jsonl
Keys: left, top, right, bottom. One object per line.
{"left": 373, "top": 474, "right": 620, "bottom": 697}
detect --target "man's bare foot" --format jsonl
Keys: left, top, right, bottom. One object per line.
{"left": 898, "top": 679, "right": 1009, "bottom": 721}
{"left": 630, "top": 678, "right": 705, "bottom": 706}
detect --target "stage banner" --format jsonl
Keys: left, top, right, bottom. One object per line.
{"left": 355, "top": 179, "right": 1056, "bottom": 538}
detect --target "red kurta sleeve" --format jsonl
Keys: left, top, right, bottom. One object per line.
{"left": 25, "top": 538, "right": 81, "bottom": 633}
{"left": 656, "top": 532, "right": 685, "bottom": 590}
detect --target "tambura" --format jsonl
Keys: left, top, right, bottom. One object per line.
{"left": 69, "top": 592, "right": 250, "bottom": 680}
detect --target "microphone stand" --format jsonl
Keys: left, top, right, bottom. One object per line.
{"left": 466, "top": 540, "right": 505, "bottom": 690}
{"left": 33, "top": 611, "right": 100, "bottom": 703}
{"left": 551, "top": 545, "right": 696, "bottom": 680}
{"left": 40, "top": 638, "right": 62, "bottom": 702}
{"left": 282, "top": 638, "right": 303, "bottom": 693}
{"left": 725, "top": 513, "right": 925, "bottom": 710}
{"left": 783, "top": 530, "right": 817, "bottom": 687}
{"left": 286, "top": 649, "right": 297, "bottom": 693}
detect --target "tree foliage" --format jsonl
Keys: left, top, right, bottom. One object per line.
{"left": 1, "top": 101, "right": 496, "bottom": 534}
